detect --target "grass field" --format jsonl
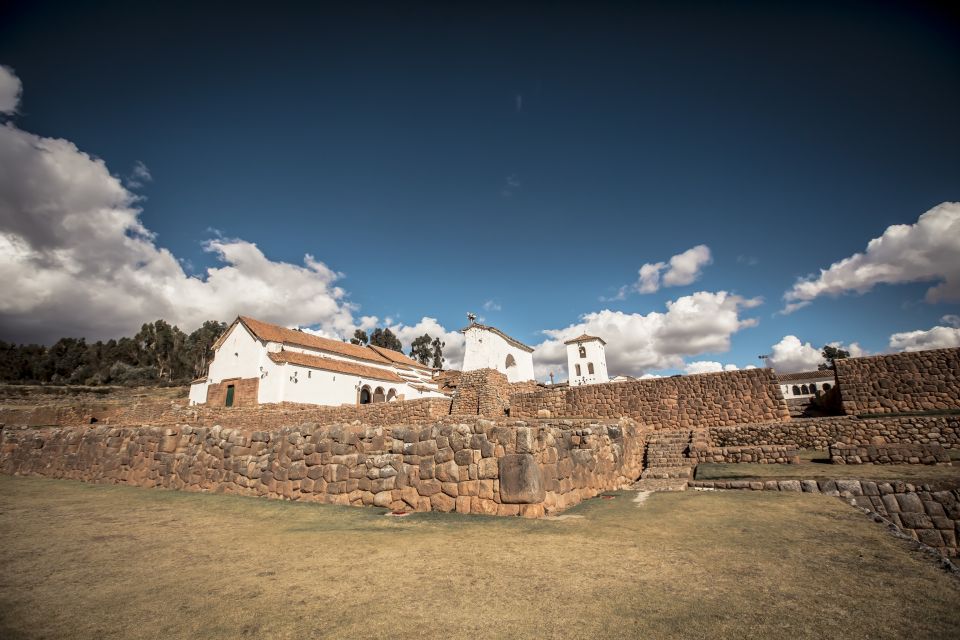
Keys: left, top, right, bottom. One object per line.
{"left": 696, "top": 460, "right": 960, "bottom": 486}
{"left": 1, "top": 476, "right": 958, "bottom": 640}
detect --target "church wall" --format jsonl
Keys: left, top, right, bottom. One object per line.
{"left": 567, "top": 340, "right": 608, "bottom": 385}
{"left": 207, "top": 323, "right": 265, "bottom": 384}
{"left": 462, "top": 327, "right": 534, "bottom": 383}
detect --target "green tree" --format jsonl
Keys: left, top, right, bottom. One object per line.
{"left": 183, "top": 321, "right": 227, "bottom": 379}
{"left": 369, "top": 327, "right": 403, "bottom": 352}
{"left": 409, "top": 334, "right": 433, "bottom": 366}
{"left": 350, "top": 329, "right": 369, "bottom": 346}
{"left": 819, "top": 345, "right": 850, "bottom": 371}
{"left": 430, "top": 336, "right": 445, "bottom": 369}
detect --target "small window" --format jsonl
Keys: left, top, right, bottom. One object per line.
{"left": 575, "top": 364, "right": 582, "bottom": 376}
{"left": 588, "top": 362, "right": 595, "bottom": 375}
{"left": 578, "top": 345, "right": 586, "bottom": 358}
{"left": 225, "top": 384, "right": 235, "bottom": 407}
{"left": 792, "top": 385, "right": 800, "bottom": 395}
{"left": 308, "top": 370, "right": 312, "bottom": 379}
{"left": 505, "top": 354, "right": 517, "bottom": 368}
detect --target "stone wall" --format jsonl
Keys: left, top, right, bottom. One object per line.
{"left": 510, "top": 368, "right": 791, "bottom": 428}
{"left": 829, "top": 443, "right": 952, "bottom": 465}
{"left": 688, "top": 444, "right": 800, "bottom": 464}
{"left": 0, "top": 397, "right": 455, "bottom": 432}
{"left": 835, "top": 347, "right": 960, "bottom": 416}
{"left": 449, "top": 369, "right": 538, "bottom": 417}
{"left": 690, "top": 478, "right": 960, "bottom": 557}
{"left": 206, "top": 377, "right": 259, "bottom": 407}
{"left": 0, "top": 417, "right": 644, "bottom": 517}
{"left": 704, "top": 415, "right": 960, "bottom": 451}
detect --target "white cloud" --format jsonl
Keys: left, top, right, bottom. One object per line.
{"left": 889, "top": 325, "right": 960, "bottom": 352}
{"left": 388, "top": 317, "right": 466, "bottom": 369}
{"left": 941, "top": 314, "right": 960, "bottom": 328}
{"left": 683, "top": 361, "right": 740, "bottom": 375}
{"left": 618, "top": 244, "right": 713, "bottom": 297}
{"left": 482, "top": 299, "right": 501, "bottom": 312}
{"left": 125, "top": 161, "right": 152, "bottom": 189}
{"left": 783, "top": 202, "right": 960, "bottom": 313}
{"left": 0, "top": 65, "right": 21, "bottom": 115}
{"left": 0, "top": 68, "right": 362, "bottom": 343}
{"left": 767, "top": 336, "right": 824, "bottom": 373}
{"left": 825, "top": 340, "right": 868, "bottom": 358}
{"left": 533, "top": 291, "right": 761, "bottom": 380}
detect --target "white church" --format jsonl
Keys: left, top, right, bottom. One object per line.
{"left": 189, "top": 316, "right": 447, "bottom": 407}
{"left": 460, "top": 320, "right": 535, "bottom": 382}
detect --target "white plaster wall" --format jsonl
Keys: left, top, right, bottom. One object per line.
{"left": 566, "top": 340, "right": 609, "bottom": 386}
{"left": 461, "top": 327, "right": 534, "bottom": 382}
{"left": 780, "top": 377, "right": 834, "bottom": 398}
{"left": 207, "top": 324, "right": 266, "bottom": 383}
{"left": 188, "top": 380, "right": 209, "bottom": 405}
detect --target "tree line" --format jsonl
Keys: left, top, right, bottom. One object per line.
{"left": 0, "top": 320, "right": 447, "bottom": 386}
{"left": 0, "top": 320, "right": 228, "bottom": 386}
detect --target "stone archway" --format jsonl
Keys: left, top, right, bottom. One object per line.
{"left": 360, "top": 385, "right": 372, "bottom": 404}
{"left": 373, "top": 387, "right": 386, "bottom": 403}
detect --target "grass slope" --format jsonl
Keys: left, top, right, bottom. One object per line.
{"left": 0, "top": 476, "right": 958, "bottom": 639}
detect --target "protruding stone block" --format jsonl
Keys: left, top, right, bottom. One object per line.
{"left": 498, "top": 453, "right": 545, "bottom": 504}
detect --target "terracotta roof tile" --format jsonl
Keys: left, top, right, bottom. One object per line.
{"left": 268, "top": 351, "right": 404, "bottom": 383}
{"left": 367, "top": 344, "right": 432, "bottom": 371}
{"left": 776, "top": 370, "right": 836, "bottom": 382}
{"left": 231, "top": 316, "right": 392, "bottom": 365}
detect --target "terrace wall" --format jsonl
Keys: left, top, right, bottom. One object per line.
{"left": 834, "top": 347, "right": 960, "bottom": 416}
{"left": 0, "top": 418, "right": 644, "bottom": 517}
{"left": 510, "top": 368, "right": 791, "bottom": 428}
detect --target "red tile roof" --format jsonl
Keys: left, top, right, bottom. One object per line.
{"left": 776, "top": 370, "right": 836, "bottom": 382}
{"left": 267, "top": 351, "right": 404, "bottom": 383}
{"left": 367, "top": 344, "right": 432, "bottom": 371}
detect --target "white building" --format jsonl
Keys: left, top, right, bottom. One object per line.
{"left": 460, "top": 322, "right": 535, "bottom": 383}
{"left": 189, "top": 316, "right": 447, "bottom": 407}
{"left": 565, "top": 334, "right": 609, "bottom": 385}
{"left": 776, "top": 370, "right": 836, "bottom": 399}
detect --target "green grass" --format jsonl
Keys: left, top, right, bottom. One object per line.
{"left": 696, "top": 461, "right": 960, "bottom": 485}
{"left": 1, "top": 476, "right": 958, "bottom": 639}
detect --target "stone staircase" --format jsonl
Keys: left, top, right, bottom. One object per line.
{"left": 632, "top": 430, "right": 696, "bottom": 491}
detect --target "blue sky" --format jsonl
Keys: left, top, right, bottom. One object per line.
{"left": 0, "top": 1, "right": 958, "bottom": 379}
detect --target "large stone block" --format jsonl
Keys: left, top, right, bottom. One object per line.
{"left": 498, "top": 454, "right": 546, "bottom": 504}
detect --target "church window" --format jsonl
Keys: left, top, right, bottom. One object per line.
{"left": 575, "top": 364, "right": 582, "bottom": 376}
{"left": 579, "top": 345, "right": 586, "bottom": 358}
{"left": 505, "top": 354, "right": 517, "bottom": 368}
{"left": 588, "top": 362, "right": 595, "bottom": 374}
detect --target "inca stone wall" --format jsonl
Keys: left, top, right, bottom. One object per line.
{"left": 829, "top": 443, "right": 952, "bottom": 465}
{"left": 0, "top": 397, "right": 455, "bottom": 432}
{"left": 704, "top": 415, "right": 960, "bottom": 451}
{"left": 449, "top": 369, "right": 538, "bottom": 417}
{"left": 206, "top": 377, "right": 259, "bottom": 407}
{"left": 510, "top": 368, "right": 790, "bottom": 428}
{"left": 834, "top": 347, "right": 960, "bottom": 416}
{"left": 0, "top": 417, "right": 643, "bottom": 517}
{"left": 690, "top": 478, "right": 960, "bottom": 557}
{"left": 688, "top": 444, "right": 800, "bottom": 464}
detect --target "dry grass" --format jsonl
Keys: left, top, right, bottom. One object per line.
{"left": 696, "top": 461, "right": 960, "bottom": 486}
{"left": 1, "top": 476, "right": 958, "bottom": 639}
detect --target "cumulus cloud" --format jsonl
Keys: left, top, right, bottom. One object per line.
{"left": 766, "top": 336, "right": 824, "bottom": 373}
{"left": 889, "top": 325, "right": 960, "bottom": 352}
{"left": 683, "top": 361, "right": 740, "bottom": 375}
{"left": 388, "top": 317, "right": 466, "bottom": 369}
{"left": 533, "top": 291, "right": 761, "bottom": 380}
{"left": 0, "top": 65, "right": 21, "bottom": 115}
{"left": 782, "top": 202, "right": 960, "bottom": 313}
{"left": 0, "top": 68, "right": 362, "bottom": 343}
{"left": 612, "top": 245, "right": 713, "bottom": 299}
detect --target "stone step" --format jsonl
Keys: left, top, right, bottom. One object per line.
{"left": 640, "top": 466, "right": 694, "bottom": 479}
{"left": 630, "top": 478, "right": 689, "bottom": 492}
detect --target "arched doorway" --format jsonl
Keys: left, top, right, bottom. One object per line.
{"left": 373, "top": 387, "right": 386, "bottom": 403}
{"left": 359, "top": 385, "right": 372, "bottom": 404}
{"left": 387, "top": 388, "right": 397, "bottom": 402}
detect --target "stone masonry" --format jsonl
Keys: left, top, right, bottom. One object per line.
{"left": 834, "top": 347, "right": 960, "bottom": 416}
